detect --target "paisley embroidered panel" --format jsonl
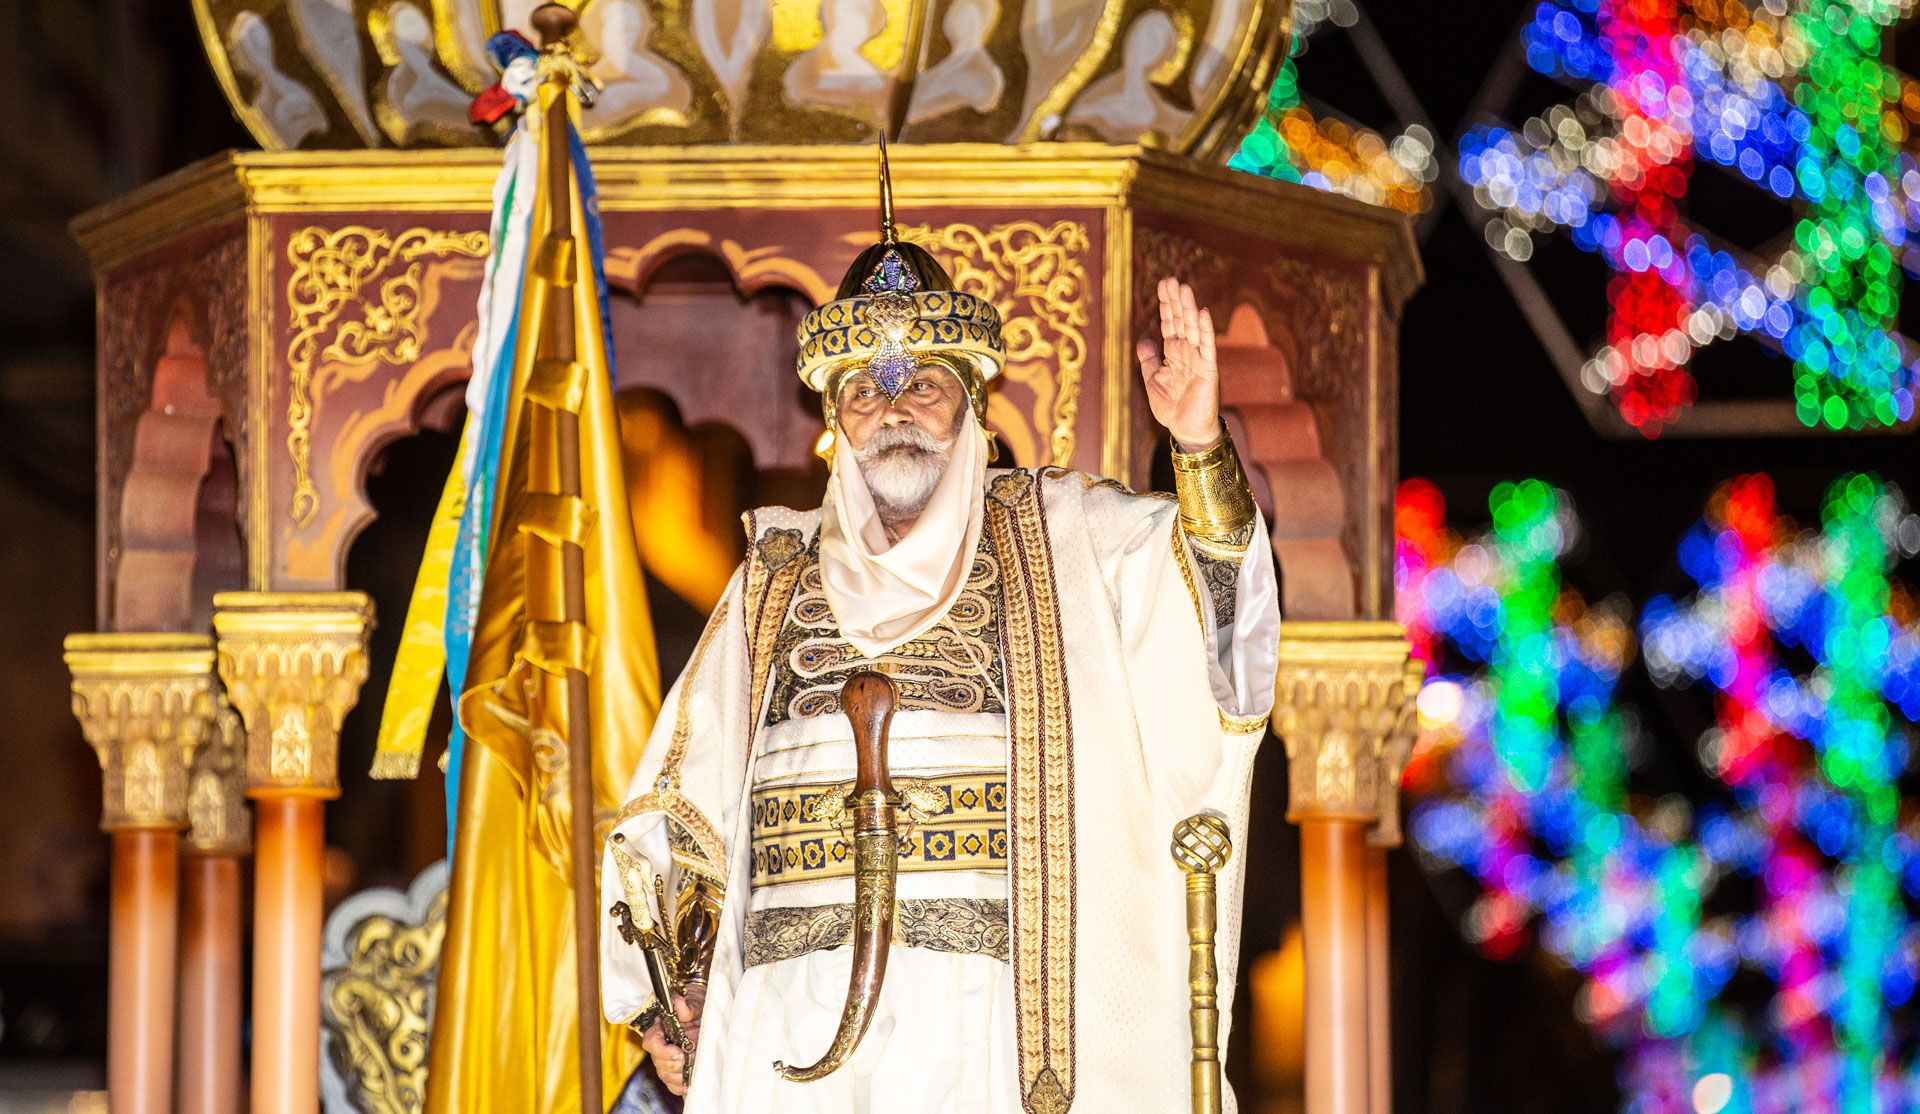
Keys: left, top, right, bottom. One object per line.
{"left": 763, "top": 532, "right": 1008, "bottom": 727}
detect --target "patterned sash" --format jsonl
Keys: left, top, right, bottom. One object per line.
{"left": 984, "top": 470, "right": 1076, "bottom": 1114}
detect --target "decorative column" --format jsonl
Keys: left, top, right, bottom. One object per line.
{"left": 214, "top": 592, "right": 374, "bottom": 1114}
{"left": 1271, "top": 623, "right": 1420, "bottom": 1114}
{"left": 178, "top": 702, "right": 251, "bottom": 1114}
{"left": 64, "top": 633, "right": 221, "bottom": 1114}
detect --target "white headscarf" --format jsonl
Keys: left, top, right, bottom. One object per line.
{"left": 820, "top": 406, "right": 988, "bottom": 658}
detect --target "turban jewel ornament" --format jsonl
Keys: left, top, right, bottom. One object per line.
{"left": 796, "top": 137, "right": 1005, "bottom": 445}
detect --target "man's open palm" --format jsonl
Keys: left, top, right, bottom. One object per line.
{"left": 1136, "top": 277, "right": 1221, "bottom": 449}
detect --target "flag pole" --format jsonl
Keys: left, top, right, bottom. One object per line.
{"left": 528, "top": 6, "right": 604, "bottom": 1110}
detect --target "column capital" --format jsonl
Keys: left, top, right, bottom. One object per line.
{"left": 213, "top": 592, "right": 375, "bottom": 798}
{"left": 186, "top": 703, "right": 252, "bottom": 856}
{"left": 1271, "top": 622, "right": 1423, "bottom": 840}
{"left": 65, "top": 632, "right": 221, "bottom": 831}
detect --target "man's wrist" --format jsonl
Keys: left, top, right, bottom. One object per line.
{"left": 1172, "top": 427, "right": 1223, "bottom": 454}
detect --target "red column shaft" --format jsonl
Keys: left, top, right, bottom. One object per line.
{"left": 251, "top": 796, "right": 325, "bottom": 1114}
{"left": 109, "top": 829, "right": 180, "bottom": 1114}
{"left": 179, "top": 853, "right": 244, "bottom": 1114}
{"left": 1300, "top": 819, "right": 1369, "bottom": 1114}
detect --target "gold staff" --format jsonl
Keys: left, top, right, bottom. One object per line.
{"left": 1172, "top": 813, "right": 1234, "bottom": 1114}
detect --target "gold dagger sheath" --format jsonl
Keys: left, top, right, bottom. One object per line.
{"left": 774, "top": 670, "right": 902, "bottom": 1082}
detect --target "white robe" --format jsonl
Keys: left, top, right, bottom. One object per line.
{"left": 603, "top": 468, "right": 1280, "bottom": 1113}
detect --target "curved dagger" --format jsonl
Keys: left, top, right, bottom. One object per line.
{"left": 774, "top": 670, "right": 900, "bottom": 1082}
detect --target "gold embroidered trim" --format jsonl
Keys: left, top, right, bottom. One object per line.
{"left": 744, "top": 513, "right": 810, "bottom": 740}
{"left": 619, "top": 515, "right": 815, "bottom": 882}
{"left": 1220, "top": 708, "right": 1272, "bottom": 736}
{"left": 749, "top": 773, "right": 1010, "bottom": 887}
{"left": 986, "top": 469, "right": 1076, "bottom": 1113}
{"left": 1187, "top": 521, "right": 1256, "bottom": 562}
{"left": 743, "top": 898, "right": 1010, "bottom": 967}
{"left": 1172, "top": 520, "right": 1273, "bottom": 739}
{"left": 619, "top": 586, "right": 733, "bottom": 873}
{"left": 765, "top": 533, "right": 1006, "bottom": 726}
{"left": 1173, "top": 517, "right": 1208, "bottom": 633}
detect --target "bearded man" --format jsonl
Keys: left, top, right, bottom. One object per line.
{"left": 601, "top": 162, "right": 1279, "bottom": 1114}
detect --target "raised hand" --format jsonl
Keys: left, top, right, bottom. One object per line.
{"left": 1136, "top": 277, "right": 1221, "bottom": 451}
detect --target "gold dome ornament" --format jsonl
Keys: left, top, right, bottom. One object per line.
{"left": 798, "top": 137, "right": 1005, "bottom": 457}
{"left": 192, "top": 0, "right": 1288, "bottom": 152}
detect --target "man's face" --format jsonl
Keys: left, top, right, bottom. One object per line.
{"left": 837, "top": 363, "right": 970, "bottom": 518}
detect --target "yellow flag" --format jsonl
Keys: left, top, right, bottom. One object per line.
{"left": 369, "top": 422, "right": 467, "bottom": 780}
{"left": 426, "top": 60, "right": 658, "bottom": 1113}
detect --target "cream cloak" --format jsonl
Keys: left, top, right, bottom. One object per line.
{"left": 603, "top": 467, "right": 1280, "bottom": 1113}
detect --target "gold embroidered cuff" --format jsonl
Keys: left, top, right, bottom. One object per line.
{"left": 1172, "top": 422, "right": 1255, "bottom": 541}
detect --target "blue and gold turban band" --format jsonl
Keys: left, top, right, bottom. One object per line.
{"left": 797, "top": 244, "right": 1006, "bottom": 434}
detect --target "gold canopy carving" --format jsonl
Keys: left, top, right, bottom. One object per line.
{"left": 192, "top": 0, "right": 1285, "bottom": 155}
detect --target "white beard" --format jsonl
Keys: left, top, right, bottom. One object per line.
{"left": 854, "top": 425, "right": 952, "bottom": 518}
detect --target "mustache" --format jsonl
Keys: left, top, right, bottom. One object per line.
{"left": 855, "top": 424, "right": 949, "bottom": 459}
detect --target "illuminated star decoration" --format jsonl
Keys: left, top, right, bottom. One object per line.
{"left": 1399, "top": 473, "right": 1920, "bottom": 1111}
{"left": 860, "top": 248, "right": 922, "bottom": 401}
{"left": 1459, "top": 0, "right": 1919, "bottom": 435}
{"left": 1229, "top": 0, "right": 1438, "bottom": 214}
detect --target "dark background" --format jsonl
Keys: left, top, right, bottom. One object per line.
{"left": 0, "top": 1, "right": 1912, "bottom": 1110}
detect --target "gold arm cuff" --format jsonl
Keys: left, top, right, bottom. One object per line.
{"left": 1172, "top": 422, "right": 1255, "bottom": 541}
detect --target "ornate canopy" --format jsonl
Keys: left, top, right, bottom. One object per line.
{"left": 193, "top": 0, "right": 1287, "bottom": 154}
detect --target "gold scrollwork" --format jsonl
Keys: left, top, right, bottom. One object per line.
{"left": 898, "top": 221, "right": 1091, "bottom": 467}
{"left": 1269, "top": 623, "right": 1420, "bottom": 830}
{"left": 64, "top": 633, "right": 223, "bottom": 832}
{"left": 213, "top": 591, "right": 375, "bottom": 796}
{"left": 284, "top": 225, "right": 487, "bottom": 525}
{"left": 321, "top": 877, "right": 448, "bottom": 1114}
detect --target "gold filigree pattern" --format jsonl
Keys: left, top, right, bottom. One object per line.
{"left": 983, "top": 468, "right": 1076, "bottom": 1114}
{"left": 897, "top": 221, "right": 1091, "bottom": 467}
{"left": 765, "top": 532, "right": 1006, "bottom": 727}
{"left": 213, "top": 592, "right": 375, "bottom": 795}
{"left": 744, "top": 898, "right": 1010, "bottom": 967}
{"left": 320, "top": 874, "right": 448, "bottom": 1114}
{"left": 1270, "top": 623, "right": 1421, "bottom": 832}
{"left": 283, "top": 225, "right": 487, "bottom": 525}
{"left": 64, "top": 634, "right": 222, "bottom": 831}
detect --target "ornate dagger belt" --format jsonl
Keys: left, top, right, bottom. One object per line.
{"left": 774, "top": 669, "right": 902, "bottom": 1082}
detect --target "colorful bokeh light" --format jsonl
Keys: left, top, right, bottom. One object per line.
{"left": 1400, "top": 473, "right": 1920, "bottom": 1111}
{"left": 1460, "top": 0, "right": 1919, "bottom": 434}
{"left": 1231, "top": 0, "right": 1437, "bottom": 213}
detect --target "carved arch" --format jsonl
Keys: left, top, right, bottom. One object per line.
{"left": 1213, "top": 304, "right": 1353, "bottom": 621}
{"left": 603, "top": 237, "right": 830, "bottom": 486}
{"left": 112, "top": 314, "right": 243, "bottom": 631}
{"left": 321, "top": 350, "right": 471, "bottom": 590}
{"left": 604, "top": 229, "right": 837, "bottom": 308}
